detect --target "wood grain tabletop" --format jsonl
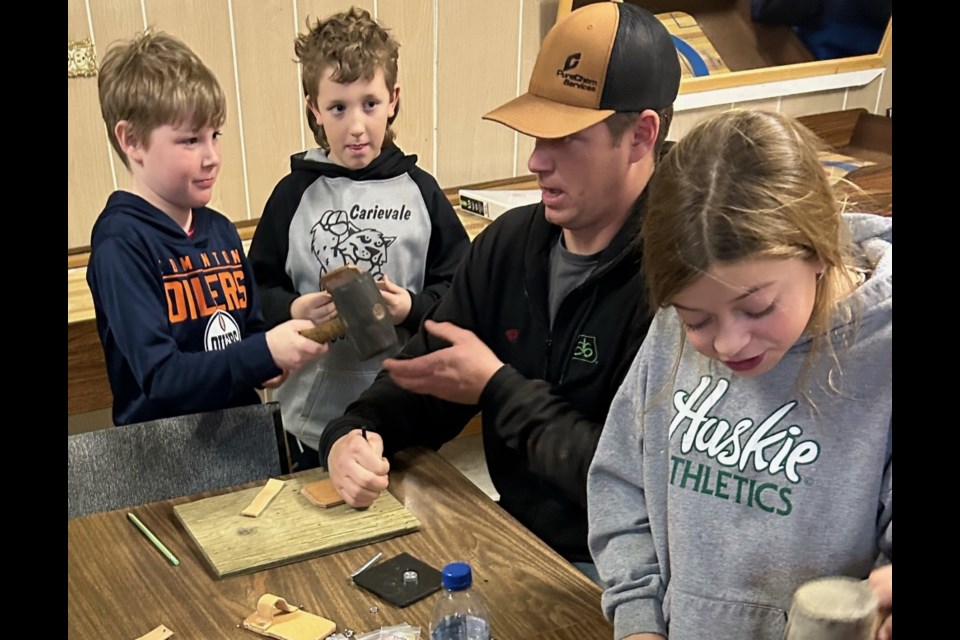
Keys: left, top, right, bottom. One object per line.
{"left": 67, "top": 447, "right": 612, "bottom": 639}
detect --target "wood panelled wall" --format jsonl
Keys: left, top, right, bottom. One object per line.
{"left": 68, "top": 0, "right": 559, "bottom": 249}
{"left": 67, "top": 1, "right": 891, "bottom": 251}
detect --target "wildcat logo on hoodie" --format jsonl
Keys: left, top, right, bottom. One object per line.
{"left": 310, "top": 209, "right": 397, "bottom": 279}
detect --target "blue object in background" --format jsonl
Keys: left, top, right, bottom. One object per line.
{"left": 750, "top": 0, "right": 891, "bottom": 61}
{"left": 672, "top": 35, "right": 711, "bottom": 77}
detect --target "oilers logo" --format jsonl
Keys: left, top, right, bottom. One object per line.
{"left": 204, "top": 310, "right": 242, "bottom": 351}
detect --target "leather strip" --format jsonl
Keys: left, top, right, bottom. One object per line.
{"left": 135, "top": 624, "right": 173, "bottom": 640}
{"left": 241, "top": 478, "right": 285, "bottom": 518}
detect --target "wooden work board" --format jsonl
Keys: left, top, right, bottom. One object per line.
{"left": 174, "top": 468, "right": 420, "bottom": 578}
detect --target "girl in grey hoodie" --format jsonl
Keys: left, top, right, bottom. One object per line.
{"left": 587, "top": 110, "right": 892, "bottom": 640}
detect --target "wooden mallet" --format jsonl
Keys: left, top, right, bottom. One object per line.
{"left": 298, "top": 265, "right": 399, "bottom": 360}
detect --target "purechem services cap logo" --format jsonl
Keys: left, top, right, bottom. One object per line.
{"left": 556, "top": 51, "right": 598, "bottom": 92}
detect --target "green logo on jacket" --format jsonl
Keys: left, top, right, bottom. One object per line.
{"left": 572, "top": 335, "right": 597, "bottom": 363}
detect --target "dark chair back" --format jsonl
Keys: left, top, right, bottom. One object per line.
{"left": 67, "top": 402, "right": 289, "bottom": 519}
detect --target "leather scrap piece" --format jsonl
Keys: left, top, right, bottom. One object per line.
{"left": 241, "top": 478, "right": 285, "bottom": 517}
{"left": 135, "top": 624, "right": 173, "bottom": 640}
{"left": 300, "top": 478, "right": 345, "bottom": 508}
{"left": 242, "top": 594, "right": 337, "bottom": 640}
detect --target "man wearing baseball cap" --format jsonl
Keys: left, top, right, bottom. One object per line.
{"left": 319, "top": 0, "right": 681, "bottom": 575}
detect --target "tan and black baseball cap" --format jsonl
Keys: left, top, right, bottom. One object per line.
{"left": 483, "top": 1, "right": 681, "bottom": 139}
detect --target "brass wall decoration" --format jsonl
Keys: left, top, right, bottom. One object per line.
{"left": 68, "top": 39, "right": 97, "bottom": 78}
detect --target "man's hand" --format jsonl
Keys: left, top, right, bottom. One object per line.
{"left": 868, "top": 564, "right": 892, "bottom": 640}
{"left": 382, "top": 320, "right": 504, "bottom": 404}
{"left": 291, "top": 291, "right": 337, "bottom": 325}
{"left": 327, "top": 429, "right": 390, "bottom": 507}
{"left": 376, "top": 275, "right": 413, "bottom": 325}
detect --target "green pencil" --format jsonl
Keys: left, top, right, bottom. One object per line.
{"left": 127, "top": 512, "right": 180, "bottom": 566}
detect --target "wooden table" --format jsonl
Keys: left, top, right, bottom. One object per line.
{"left": 67, "top": 447, "right": 612, "bottom": 639}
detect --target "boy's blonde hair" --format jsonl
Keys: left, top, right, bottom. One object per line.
{"left": 296, "top": 7, "right": 400, "bottom": 151}
{"left": 642, "top": 109, "right": 860, "bottom": 385}
{"left": 98, "top": 29, "right": 226, "bottom": 169}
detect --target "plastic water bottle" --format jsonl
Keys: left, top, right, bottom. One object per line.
{"left": 429, "top": 562, "right": 491, "bottom": 640}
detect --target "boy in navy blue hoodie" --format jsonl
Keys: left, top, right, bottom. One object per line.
{"left": 89, "top": 29, "right": 327, "bottom": 426}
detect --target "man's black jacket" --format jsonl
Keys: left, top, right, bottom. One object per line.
{"left": 320, "top": 196, "right": 654, "bottom": 562}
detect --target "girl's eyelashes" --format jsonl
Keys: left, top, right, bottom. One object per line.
{"left": 678, "top": 301, "right": 776, "bottom": 331}
{"left": 681, "top": 317, "right": 710, "bottom": 332}
{"left": 744, "top": 302, "right": 777, "bottom": 319}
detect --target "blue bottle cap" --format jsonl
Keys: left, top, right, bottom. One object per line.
{"left": 441, "top": 562, "right": 473, "bottom": 590}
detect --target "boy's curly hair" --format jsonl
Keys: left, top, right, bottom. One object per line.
{"left": 296, "top": 7, "right": 401, "bottom": 151}
{"left": 98, "top": 29, "right": 226, "bottom": 169}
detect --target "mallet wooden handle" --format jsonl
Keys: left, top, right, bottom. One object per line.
{"left": 299, "top": 317, "right": 344, "bottom": 344}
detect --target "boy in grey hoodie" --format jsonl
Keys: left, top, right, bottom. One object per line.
{"left": 587, "top": 110, "right": 892, "bottom": 640}
{"left": 249, "top": 8, "right": 469, "bottom": 469}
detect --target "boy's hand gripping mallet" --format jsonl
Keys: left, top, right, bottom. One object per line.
{"left": 298, "top": 265, "right": 399, "bottom": 360}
